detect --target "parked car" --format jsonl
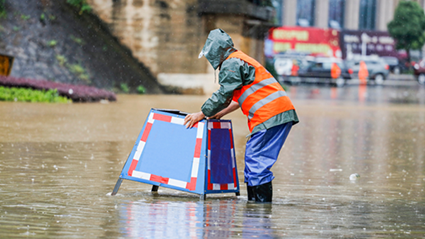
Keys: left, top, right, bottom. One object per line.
{"left": 381, "top": 56, "right": 407, "bottom": 74}
{"left": 292, "top": 57, "right": 352, "bottom": 87}
{"left": 273, "top": 51, "right": 310, "bottom": 76}
{"left": 345, "top": 57, "right": 390, "bottom": 85}
{"left": 413, "top": 60, "right": 425, "bottom": 85}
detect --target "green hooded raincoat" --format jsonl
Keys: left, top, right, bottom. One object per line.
{"left": 199, "top": 29, "right": 299, "bottom": 135}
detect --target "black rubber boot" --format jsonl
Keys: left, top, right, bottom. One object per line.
{"left": 253, "top": 182, "right": 273, "bottom": 203}
{"left": 247, "top": 184, "right": 255, "bottom": 201}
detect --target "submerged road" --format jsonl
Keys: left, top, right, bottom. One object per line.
{"left": 0, "top": 83, "right": 424, "bottom": 238}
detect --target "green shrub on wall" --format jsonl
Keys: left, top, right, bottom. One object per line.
{"left": 0, "top": 86, "right": 70, "bottom": 103}
{"left": 0, "top": 0, "right": 6, "bottom": 17}
{"left": 67, "top": 0, "right": 91, "bottom": 14}
{"left": 137, "top": 85, "right": 146, "bottom": 94}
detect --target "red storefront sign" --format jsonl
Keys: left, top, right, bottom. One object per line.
{"left": 269, "top": 27, "right": 342, "bottom": 58}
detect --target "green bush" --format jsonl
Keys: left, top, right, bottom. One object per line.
{"left": 56, "top": 54, "right": 67, "bottom": 66}
{"left": 120, "top": 83, "right": 129, "bottom": 93}
{"left": 0, "top": 0, "right": 5, "bottom": 17}
{"left": 137, "top": 85, "right": 146, "bottom": 94}
{"left": 21, "top": 14, "right": 30, "bottom": 20}
{"left": 0, "top": 86, "right": 71, "bottom": 103}
{"left": 48, "top": 40, "right": 57, "bottom": 47}
{"left": 67, "top": 0, "right": 92, "bottom": 14}
{"left": 68, "top": 64, "right": 90, "bottom": 83}
{"left": 70, "top": 35, "right": 84, "bottom": 45}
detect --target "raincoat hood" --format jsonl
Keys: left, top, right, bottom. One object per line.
{"left": 198, "top": 29, "right": 237, "bottom": 70}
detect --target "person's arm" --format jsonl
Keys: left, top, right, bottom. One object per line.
{"left": 184, "top": 58, "right": 254, "bottom": 128}
{"left": 208, "top": 100, "right": 240, "bottom": 119}
{"left": 201, "top": 58, "right": 250, "bottom": 116}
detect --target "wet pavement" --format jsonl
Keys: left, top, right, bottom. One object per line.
{"left": 0, "top": 84, "right": 425, "bottom": 238}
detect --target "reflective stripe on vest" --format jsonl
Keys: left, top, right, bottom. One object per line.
{"left": 248, "top": 90, "right": 288, "bottom": 119}
{"left": 226, "top": 50, "right": 295, "bottom": 132}
{"left": 237, "top": 77, "right": 276, "bottom": 105}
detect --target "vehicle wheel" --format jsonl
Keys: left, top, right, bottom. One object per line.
{"left": 374, "top": 74, "right": 385, "bottom": 85}
{"left": 335, "top": 77, "right": 346, "bottom": 87}
{"left": 289, "top": 77, "right": 300, "bottom": 85}
{"left": 393, "top": 66, "right": 401, "bottom": 75}
{"left": 418, "top": 74, "right": 425, "bottom": 85}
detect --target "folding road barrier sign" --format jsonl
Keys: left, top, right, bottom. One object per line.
{"left": 111, "top": 108, "right": 240, "bottom": 199}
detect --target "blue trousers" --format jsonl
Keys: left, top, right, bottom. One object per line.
{"left": 244, "top": 122, "right": 292, "bottom": 186}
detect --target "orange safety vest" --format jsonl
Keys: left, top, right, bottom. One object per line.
{"left": 358, "top": 60, "right": 369, "bottom": 82}
{"left": 331, "top": 62, "right": 341, "bottom": 79}
{"left": 227, "top": 51, "right": 295, "bottom": 132}
{"left": 291, "top": 64, "right": 299, "bottom": 76}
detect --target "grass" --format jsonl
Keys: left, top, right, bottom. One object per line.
{"left": 56, "top": 55, "right": 67, "bottom": 66}
{"left": 68, "top": 64, "right": 90, "bottom": 83}
{"left": 48, "top": 40, "right": 57, "bottom": 47}
{"left": 20, "top": 14, "right": 30, "bottom": 20}
{"left": 70, "top": 35, "right": 84, "bottom": 45}
{"left": 0, "top": 86, "right": 70, "bottom": 103}
{"left": 0, "top": 76, "right": 117, "bottom": 102}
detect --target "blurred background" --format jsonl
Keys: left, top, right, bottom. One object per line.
{"left": 2, "top": 0, "right": 425, "bottom": 95}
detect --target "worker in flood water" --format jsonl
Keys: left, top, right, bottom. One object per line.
{"left": 184, "top": 29, "right": 299, "bottom": 203}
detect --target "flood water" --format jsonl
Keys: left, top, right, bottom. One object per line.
{"left": 1, "top": 84, "right": 425, "bottom": 238}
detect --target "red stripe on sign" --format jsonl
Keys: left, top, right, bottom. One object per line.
{"left": 192, "top": 122, "right": 198, "bottom": 128}
{"left": 193, "top": 138, "right": 202, "bottom": 158}
{"left": 141, "top": 122, "right": 153, "bottom": 142}
{"left": 150, "top": 174, "right": 169, "bottom": 184}
{"left": 207, "top": 170, "right": 212, "bottom": 190}
{"left": 229, "top": 129, "right": 233, "bottom": 149}
{"left": 186, "top": 177, "right": 197, "bottom": 191}
{"left": 128, "top": 159, "right": 138, "bottom": 176}
{"left": 208, "top": 130, "right": 211, "bottom": 150}
{"left": 153, "top": 113, "right": 172, "bottom": 122}
{"left": 233, "top": 167, "right": 237, "bottom": 188}
{"left": 213, "top": 122, "right": 220, "bottom": 129}
{"left": 220, "top": 184, "right": 228, "bottom": 190}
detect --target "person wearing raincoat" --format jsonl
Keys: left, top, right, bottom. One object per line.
{"left": 184, "top": 29, "right": 299, "bottom": 202}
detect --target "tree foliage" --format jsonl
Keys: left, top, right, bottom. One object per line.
{"left": 388, "top": 1, "right": 425, "bottom": 53}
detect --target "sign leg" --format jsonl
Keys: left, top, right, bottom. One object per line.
{"left": 111, "top": 178, "right": 123, "bottom": 196}
{"left": 200, "top": 194, "right": 206, "bottom": 200}
{"left": 235, "top": 191, "right": 240, "bottom": 196}
{"left": 152, "top": 185, "right": 159, "bottom": 192}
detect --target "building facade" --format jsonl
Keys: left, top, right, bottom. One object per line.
{"left": 278, "top": 0, "right": 425, "bottom": 31}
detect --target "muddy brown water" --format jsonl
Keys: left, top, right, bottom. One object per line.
{"left": 0, "top": 85, "right": 424, "bottom": 238}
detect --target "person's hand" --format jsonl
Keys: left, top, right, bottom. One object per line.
{"left": 208, "top": 111, "right": 224, "bottom": 119}
{"left": 184, "top": 111, "right": 205, "bottom": 128}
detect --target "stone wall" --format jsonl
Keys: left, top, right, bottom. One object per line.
{"left": 0, "top": 0, "right": 163, "bottom": 93}
{"left": 88, "top": 0, "right": 205, "bottom": 75}
{"left": 87, "top": 0, "right": 268, "bottom": 94}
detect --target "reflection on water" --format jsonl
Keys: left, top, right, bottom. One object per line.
{"left": 288, "top": 84, "right": 425, "bottom": 104}
{"left": 119, "top": 199, "right": 279, "bottom": 238}
{"left": 119, "top": 200, "right": 242, "bottom": 238}
{"left": 0, "top": 85, "right": 425, "bottom": 238}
